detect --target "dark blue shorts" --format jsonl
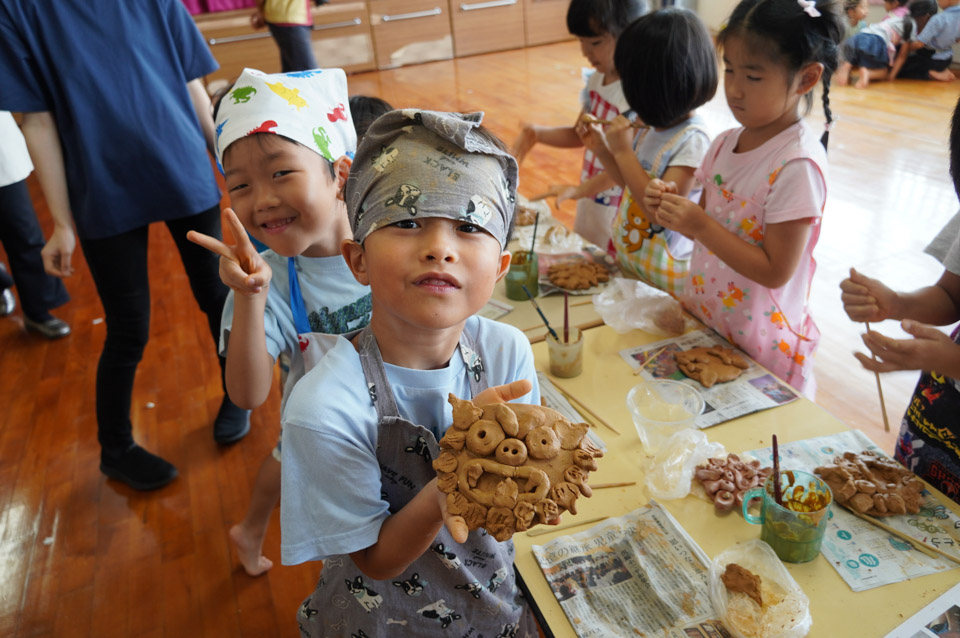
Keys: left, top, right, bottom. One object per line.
{"left": 842, "top": 32, "right": 890, "bottom": 69}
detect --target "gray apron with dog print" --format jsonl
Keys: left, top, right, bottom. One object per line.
{"left": 296, "top": 326, "right": 536, "bottom": 638}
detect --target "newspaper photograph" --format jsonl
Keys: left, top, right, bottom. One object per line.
{"left": 748, "top": 430, "right": 960, "bottom": 592}
{"left": 531, "top": 502, "right": 731, "bottom": 638}
{"left": 619, "top": 329, "right": 797, "bottom": 428}
{"left": 884, "top": 581, "right": 960, "bottom": 638}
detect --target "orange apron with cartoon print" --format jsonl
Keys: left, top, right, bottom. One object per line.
{"left": 679, "top": 133, "right": 822, "bottom": 397}
{"left": 612, "top": 125, "right": 706, "bottom": 296}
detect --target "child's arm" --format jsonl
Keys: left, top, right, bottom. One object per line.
{"left": 531, "top": 172, "right": 617, "bottom": 206}
{"left": 887, "top": 40, "right": 915, "bottom": 80}
{"left": 20, "top": 111, "right": 76, "bottom": 277}
{"left": 856, "top": 317, "right": 960, "bottom": 378}
{"left": 511, "top": 111, "right": 585, "bottom": 166}
{"left": 187, "top": 209, "right": 276, "bottom": 408}
{"left": 187, "top": 78, "right": 216, "bottom": 156}
{"left": 655, "top": 194, "right": 812, "bottom": 288}
{"left": 840, "top": 267, "right": 960, "bottom": 325}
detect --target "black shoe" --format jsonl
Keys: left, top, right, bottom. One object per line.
{"left": 0, "top": 288, "right": 13, "bottom": 317}
{"left": 100, "top": 444, "right": 178, "bottom": 490}
{"left": 24, "top": 315, "right": 71, "bottom": 339}
{"left": 213, "top": 396, "right": 251, "bottom": 444}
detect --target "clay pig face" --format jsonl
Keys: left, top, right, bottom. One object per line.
{"left": 433, "top": 394, "right": 603, "bottom": 541}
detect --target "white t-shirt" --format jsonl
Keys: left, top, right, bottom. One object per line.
{"left": 219, "top": 249, "right": 371, "bottom": 403}
{"left": 0, "top": 111, "right": 33, "bottom": 187}
{"left": 279, "top": 316, "right": 540, "bottom": 565}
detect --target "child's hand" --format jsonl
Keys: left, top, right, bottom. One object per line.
{"left": 839, "top": 268, "right": 899, "bottom": 323}
{"left": 855, "top": 320, "right": 960, "bottom": 375}
{"left": 473, "top": 379, "right": 533, "bottom": 405}
{"left": 531, "top": 184, "right": 579, "bottom": 206}
{"left": 574, "top": 119, "right": 606, "bottom": 156}
{"left": 643, "top": 179, "right": 676, "bottom": 216}
{"left": 604, "top": 115, "right": 635, "bottom": 156}
{"left": 511, "top": 124, "right": 538, "bottom": 166}
{"left": 427, "top": 477, "right": 470, "bottom": 543}
{"left": 249, "top": 8, "right": 265, "bottom": 29}
{"left": 187, "top": 208, "right": 272, "bottom": 295}
{"left": 655, "top": 191, "right": 702, "bottom": 238}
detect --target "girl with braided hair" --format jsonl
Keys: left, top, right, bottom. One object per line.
{"left": 643, "top": 0, "right": 844, "bottom": 398}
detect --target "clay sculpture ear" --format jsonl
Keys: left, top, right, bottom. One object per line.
{"left": 436, "top": 395, "right": 601, "bottom": 540}
{"left": 449, "top": 393, "right": 483, "bottom": 429}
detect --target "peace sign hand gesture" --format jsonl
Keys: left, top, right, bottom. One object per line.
{"left": 187, "top": 208, "right": 272, "bottom": 296}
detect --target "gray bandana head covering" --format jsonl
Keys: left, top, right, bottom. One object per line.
{"left": 346, "top": 109, "right": 518, "bottom": 249}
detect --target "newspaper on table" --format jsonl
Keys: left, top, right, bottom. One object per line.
{"left": 884, "top": 581, "right": 960, "bottom": 638}
{"left": 619, "top": 328, "right": 797, "bottom": 428}
{"left": 537, "top": 372, "right": 607, "bottom": 454}
{"left": 477, "top": 297, "right": 513, "bottom": 320}
{"left": 748, "top": 430, "right": 960, "bottom": 592}
{"left": 531, "top": 502, "right": 730, "bottom": 638}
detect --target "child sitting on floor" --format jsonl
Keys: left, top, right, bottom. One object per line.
{"left": 280, "top": 109, "right": 543, "bottom": 636}
{"left": 839, "top": 94, "right": 960, "bottom": 506}
{"left": 897, "top": 0, "right": 960, "bottom": 82}
{"left": 188, "top": 69, "right": 375, "bottom": 576}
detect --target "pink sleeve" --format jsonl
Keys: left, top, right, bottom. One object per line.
{"left": 763, "top": 158, "right": 826, "bottom": 225}
{"left": 693, "top": 132, "right": 729, "bottom": 189}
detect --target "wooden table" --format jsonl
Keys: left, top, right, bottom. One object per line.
{"left": 512, "top": 324, "right": 960, "bottom": 638}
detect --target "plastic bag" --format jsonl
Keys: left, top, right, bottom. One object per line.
{"left": 592, "top": 277, "right": 694, "bottom": 335}
{"left": 646, "top": 429, "right": 725, "bottom": 500}
{"left": 708, "top": 540, "right": 812, "bottom": 638}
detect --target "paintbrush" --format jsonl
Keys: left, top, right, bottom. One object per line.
{"left": 522, "top": 284, "right": 558, "bottom": 341}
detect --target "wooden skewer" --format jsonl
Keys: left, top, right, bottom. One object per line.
{"left": 590, "top": 481, "right": 637, "bottom": 489}
{"left": 633, "top": 346, "right": 667, "bottom": 375}
{"left": 526, "top": 516, "right": 609, "bottom": 537}
{"left": 570, "top": 299, "right": 593, "bottom": 307}
{"left": 865, "top": 322, "right": 891, "bottom": 433}
{"left": 551, "top": 382, "right": 621, "bottom": 435}
{"left": 838, "top": 501, "right": 959, "bottom": 564}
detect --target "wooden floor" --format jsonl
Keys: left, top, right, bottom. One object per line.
{"left": 1, "top": 41, "right": 958, "bottom": 636}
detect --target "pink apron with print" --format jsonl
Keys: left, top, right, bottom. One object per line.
{"left": 680, "top": 137, "right": 822, "bottom": 397}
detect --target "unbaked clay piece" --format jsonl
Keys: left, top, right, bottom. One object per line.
{"left": 434, "top": 394, "right": 603, "bottom": 541}
{"left": 675, "top": 346, "right": 749, "bottom": 388}
{"left": 547, "top": 262, "right": 610, "bottom": 291}
{"left": 517, "top": 205, "right": 538, "bottom": 226}
{"left": 814, "top": 450, "right": 923, "bottom": 517}
{"left": 695, "top": 454, "right": 772, "bottom": 512}
{"left": 722, "top": 563, "right": 763, "bottom": 607}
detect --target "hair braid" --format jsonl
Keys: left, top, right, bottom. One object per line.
{"left": 820, "top": 73, "right": 833, "bottom": 150}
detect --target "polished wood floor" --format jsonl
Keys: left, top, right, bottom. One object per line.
{"left": 1, "top": 41, "right": 958, "bottom": 636}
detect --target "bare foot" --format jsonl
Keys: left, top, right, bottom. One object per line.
{"left": 835, "top": 63, "right": 851, "bottom": 86}
{"left": 229, "top": 523, "right": 273, "bottom": 576}
{"left": 854, "top": 72, "right": 869, "bottom": 89}
{"left": 930, "top": 69, "right": 956, "bottom": 82}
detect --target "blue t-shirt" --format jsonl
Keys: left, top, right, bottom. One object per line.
{"left": 918, "top": 5, "right": 960, "bottom": 60}
{"left": 279, "top": 316, "right": 540, "bottom": 565}
{"left": 0, "top": 0, "right": 222, "bottom": 239}
{"left": 219, "top": 249, "right": 371, "bottom": 403}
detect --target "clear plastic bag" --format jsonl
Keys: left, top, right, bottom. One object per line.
{"left": 592, "top": 277, "right": 694, "bottom": 335}
{"left": 646, "top": 429, "right": 725, "bottom": 500}
{"left": 708, "top": 540, "right": 812, "bottom": 638}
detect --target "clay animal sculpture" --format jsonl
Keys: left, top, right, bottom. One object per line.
{"left": 814, "top": 450, "right": 923, "bottom": 517}
{"left": 675, "top": 346, "right": 749, "bottom": 388}
{"left": 433, "top": 394, "right": 603, "bottom": 541}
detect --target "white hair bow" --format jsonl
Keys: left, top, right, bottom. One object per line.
{"left": 798, "top": 0, "right": 821, "bottom": 17}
